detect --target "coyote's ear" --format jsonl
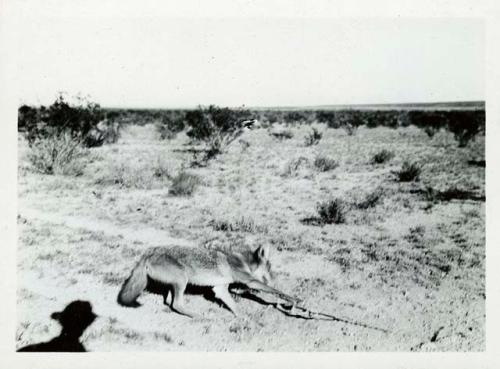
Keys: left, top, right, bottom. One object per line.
{"left": 255, "top": 244, "right": 270, "bottom": 260}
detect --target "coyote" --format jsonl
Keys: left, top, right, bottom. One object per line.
{"left": 117, "top": 244, "right": 298, "bottom": 317}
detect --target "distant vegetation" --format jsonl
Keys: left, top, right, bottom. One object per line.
{"left": 184, "top": 105, "right": 254, "bottom": 162}
{"left": 18, "top": 93, "right": 120, "bottom": 148}
{"left": 155, "top": 110, "right": 186, "bottom": 140}
{"left": 19, "top": 94, "right": 119, "bottom": 176}
{"left": 19, "top": 100, "right": 485, "bottom": 150}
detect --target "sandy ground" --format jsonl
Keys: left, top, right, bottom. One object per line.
{"left": 17, "top": 123, "right": 485, "bottom": 351}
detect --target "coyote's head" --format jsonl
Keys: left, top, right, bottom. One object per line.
{"left": 249, "top": 244, "right": 274, "bottom": 285}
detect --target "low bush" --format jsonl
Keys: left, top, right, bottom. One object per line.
{"left": 316, "top": 111, "right": 339, "bottom": 128}
{"left": 19, "top": 94, "right": 105, "bottom": 147}
{"left": 185, "top": 105, "right": 254, "bottom": 161}
{"left": 364, "top": 111, "right": 400, "bottom": 129}
{"left": 155, "top": 111, "right": 186, "bottom": 140}
{"left": 317, "top": 198, "right": 347, "bottom": 224}
{"left": 408, "top": 110, "right": 485, "bottom": 147}
{"left": 371, "top": 149, "right": 395, "bottom": 164}
{"left": 84, "top": 120, "right": 121, "bottom": 147}
{"left": 283, "top": 111, "right": 313, "bottom": 124}
{"left": 313, "top": 155, "right": 338, "bottom": 172}
{"left": 395, "top": 161, "right": 421, "bottom": 182}
{"left": 336, "top": 111, "right": 363, "bottom": 136}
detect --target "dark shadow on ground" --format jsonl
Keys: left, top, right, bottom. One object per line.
{"left": 410, "top": 186, "right": 486, "bottom": 202}
{"left": 146, "top": 279, "right": 290, "bottom": 314}
{"left": 299, "top": 217, "right": 324, "bottom": 226}
{"left": 146, "top": 277, "right": 234, "bottom": 312}
{"left": 17, "top": 300, "right": 97, "bottom": 352}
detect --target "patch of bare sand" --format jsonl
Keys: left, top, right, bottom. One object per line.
{"left": 19, "top": 207, "right": 194, "bottom": 247}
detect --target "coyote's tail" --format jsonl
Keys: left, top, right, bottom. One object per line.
{"left": 117, "top": 257, "right": 148, "bottom": 306}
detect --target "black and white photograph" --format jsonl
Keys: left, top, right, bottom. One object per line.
{"left": 1, "top": 0, "right": 498, "bottom": 365}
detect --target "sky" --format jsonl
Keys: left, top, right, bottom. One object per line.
{"left": 15, "top": 17, "right": 484, "bottom": 108}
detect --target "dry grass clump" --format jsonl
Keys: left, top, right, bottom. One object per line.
{"left": 371, "top": 149, "right": 395, "bottom": 164}
{"left": 316, "top": 198, "right": 347, "bottom": 224}
{"left": 169, "top": 171, "right": 202, "bottom": 196}
{"left": 395, "top": 161, "right": 421, "bottom": 182}
{"left": 28, "top": 133, "right": 87, "bottom": 176}
{"left": 313, "top": 155, "right": 338, "bottom": 172}
{"left": 304, "top": 127, "right": 322, "bottom": 146}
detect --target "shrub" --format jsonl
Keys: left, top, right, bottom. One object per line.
{"left": 259, "top": 110, "right": 282, "bottom": 125}
{"left": 169, "top": 171, "right": 202, "bottom": 196}
{"left": 313, "top": 155, "right": 338, "bottom": 172}
{"left": 407, "top": 110, "right": 485, "bottom": 147}
{"left": 20, "top": 94, "right": 104, "bottom": 147}
{"left": 336, "top": 111, "right": 364, "bottom": 135}
{"left": 155, "top": 122, "right": 176, "bottom": 140}
{"left": 18, "top": 104, "right": 39, "bottom": 134}
{"left": 447, "top": 110, "right": 485, "bottom": 147}
{"left": 371, "top": 149, "right": 395, "bottom": 164}
{"left": 407, "top": 111, "right": 446, "bottom": 129}
{"left": 155, "top": 111, "right": 186, "bottom": 140}
{"left": 423, "top": 125, "right": 439, "bottom": 138}
{"left": 316, "top": 111, "right": 339, "bottom": 128}
{"left": 365, "top": 111, "right": 400, "bottom": 129}
{"left": 304, "top": 127, "right": 322, "bottom": 146}
{"left": 409, "top": 111, "right": 445, "bottom": 138}
{"left": 317, "top": 110, "right": 402, "bottom": 130}
{"left": 317, "top": 198, "right": 347, "bottom": 224}
{"left": 396, "top": 161, "right": 421, "bottom": 182}
{"left": 84, "top": 120, "right": 121, "bottom": 147}
{"left": 27, "top": 133, "right": 87, "bottom": 176}
{"left": 185, "top": 105, "right": 254, "bottom": 161}
{"left": 283, "top": 111, "right": 312, "bottom": 124}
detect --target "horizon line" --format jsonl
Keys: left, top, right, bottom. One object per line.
{"left": 100, "top": 99, "right": 485, "bottom": 111}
